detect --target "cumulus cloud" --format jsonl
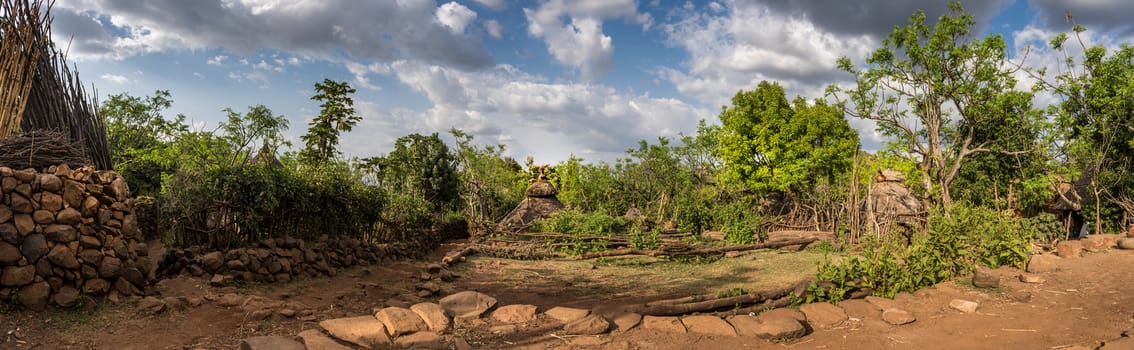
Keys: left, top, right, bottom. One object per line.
{"left": 484, "top": 19, "right": 504, "bottom": 39}
{"left": 50, "top": 0, "right": 493, "bottom": 69}
{"left": 1030, "top": 0, "right": 1134, "bottom": 36}
{"left": 100, "top": 74, "right": 130, "bottom": 84}
{"left": 207, "top": 55, "right": 228, "bottom": 66}
{"left": 435, "top": 2, "right": 477, "bottom": 34}
{"left": 523, "top": 0, "right": 652, "bottom": 79}
{"left": 472, "top": 0, "right": 506, "bottom": 10}
{"left": 338, "top": 61, "right": 712, "bottom": 162}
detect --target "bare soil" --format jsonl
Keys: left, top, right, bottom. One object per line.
{"left": 2, "top": 241, "right": 1132, "bottom": 350}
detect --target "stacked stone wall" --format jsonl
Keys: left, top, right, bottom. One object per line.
{"left": 0, "top": 165, "right": 146, "bottom": 310}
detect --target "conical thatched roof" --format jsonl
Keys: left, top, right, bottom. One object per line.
{"left": 525, "top": 179, "right": 558, "bottom": 197}
{"left": 498, "top": 178, "right": 565, "bottom": 232}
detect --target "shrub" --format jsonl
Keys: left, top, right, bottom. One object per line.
{"left": 529, "top": 210, "right": 630, "bottom": 236}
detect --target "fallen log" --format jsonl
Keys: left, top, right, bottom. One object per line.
{"left": 441, "top": 246, "right": 476, "bottom": 267}
{"left": 712, "top": 294, "right": 794, "bottom": 317}
{"left": 765, "top": 230, "right": 835, "bottom": 245}
{"left": 621, "top": 279, "right": 810, "bottom": 316}
{"left": 574, "top": 237, "right": 818, "bottom": 260}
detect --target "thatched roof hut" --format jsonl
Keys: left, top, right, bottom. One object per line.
{"left": 497, "top": 178, "right": 564, "bottom": 233}
{"left": 866, "top": 169, "right": 923, "bottom": 235}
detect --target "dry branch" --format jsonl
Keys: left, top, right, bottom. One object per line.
{"left": 0, "top": 130, "right": 90, "bottom": 169}
{"left": 619, "top": 280, "right": 809, "bottom": 316}
{"left": 574, "top": 237, "right": 819, "bottom": 260}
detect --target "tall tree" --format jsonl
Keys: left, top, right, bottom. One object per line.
{"left": 718, "top": 81, "right": 859, "bottom": 195}
{"left": 300, "top": 79, "right": 358, "bottom": 164}
{"left": 368, "top": 133, "right": 461, "bottom": 222}
{"left": 832, "top": 2, "right": 1041, "bottom": 207}
{"left": 220, "top": 104, "right": 289, "bottom": 166}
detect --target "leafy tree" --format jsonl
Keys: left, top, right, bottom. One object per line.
{"left": 219, "top": 104, "right": 289, "bottom": 166}
{"left": 718, "top": 81, "right": 859, "bottom": 195}
{"left": 449, "top": 129, "right": 524, "bottom": 232}
{"left": 367, "top": 133, "right": 461, "bottom": 227}
{"left": 100, "top": 90, "right": 189, "bottom": 196}
{"left": 300, "top": 79, "right": 358, "bottom": 164}
{"left": 832, "top": 2, "right": 1041, "bottom": 207}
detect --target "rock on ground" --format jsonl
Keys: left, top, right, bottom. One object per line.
{"left": 681, "top": 315, "right": 737, "bottom": 336}
{"left": 1056, "top": 240, "right": 1083, "bottom": 258}
{"left": 1027, "top": 254, "right": 1061, "bottom": 273}
{"left": 837, "top": 299, "right": 880, "bottom": 320}
{"left": 1118, "top": 238, "right": 1134, "bottom": 250}
{"left": 613, "top": 313, "right": 642, "bottom": 332}
{"left": 439, "top": 291, "right": 497, "bottom": 318}
{"left": 1019, "top": 274, "right": 1046, "bottom": 284}
{"left": 318, "top": 316, "right": 392, "bottom": 348}
{"left": 544, "top": 306, "right": 590, "bottom": 324}
{"left": 394, "top": 331, "right": 445, "bottom": 349}
{"left": 411, "top": 302, "right": 452, "bottom": 333}
{"left": 882, "top": 308, "right": 916, "bottom": 325}
{"left": 949, "top": 299, "right": 979, "bottom": 313}
{"left": 750, "top": 314, "right": 807, "bottom": 340}
{"left": 564, "top": 314, "right": 610, "bottom": 335}
{"left": 297, "top": 329, "right": 353, "bottom": 350}
{"left": 972, "top": 268, "right": 1000, "bottom": 288}
{"left": 642, "top": 316, "right": 686, "bottom": 333}
{"left": 491, "top": 304, "right": 538, "bottom": 324}
{"left": 800, "top": 302, "right": 848, "bottom": 328}
{"left": 374, "top": 307, "right": 428, "bottom": 337}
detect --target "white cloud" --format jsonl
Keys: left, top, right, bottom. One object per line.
{"left": 436, "top": 2, "right": 477, "bottom": 34}
{"left": 338, "top": 60, "right": 713, "bottom": 162}
{"left": 523, "top": 0, "right": 651, "bottom": 80}
{"left": 345, "top": 61, "right": 390, "bottom": 90}
{"left": 472, "top": 0, "right": 506, "bottom": 10}
{"left": 484, "top": 19, "right": 503, "bottom": 39}
{"left": 207, "top": 55, "right": 228, "bottom": 65}
{"left": 100, "top": 74, "right": 130, "bottom": 83}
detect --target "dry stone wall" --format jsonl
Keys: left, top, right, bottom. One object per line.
{"left": 0, "top": 165, "right": 146, "bottom": 310}
{"left": 159, "top": 235, "right": 433, "bottom": 286}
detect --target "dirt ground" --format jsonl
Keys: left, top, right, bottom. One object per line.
{"left": 1, "top": 241, "right": 1132, "bottom": 350}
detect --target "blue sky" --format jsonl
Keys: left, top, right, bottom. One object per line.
{"left": 50, "top": 0, "right": 1134, "bottom": 164}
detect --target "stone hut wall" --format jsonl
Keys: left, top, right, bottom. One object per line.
{"left": 0, "top": 165, "right": 146, "bottom": 310}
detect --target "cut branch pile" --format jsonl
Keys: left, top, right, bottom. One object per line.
{"left": 0, "top": 129, "right": 90, "bottom": 169}
{"left": 574, "top": 237, "right": 819, "bottom": 260}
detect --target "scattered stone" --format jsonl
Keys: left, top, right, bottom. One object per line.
{"left": 972, "top": 268, "right": 1000, "bottom": 288}
{"left": 411, "top": 302, "right": 452, "bottom": 333}
{"left": 642, "top": 316, "right": 686, "bottom": 333}
{"left": 247, "top": 309, "right": 273, "bottom": 321}
{"left": 882, "top": 308, "right": 916, "bottom": 325}
{"left": 681, "top": 315, "right": 736, "bottom": 336}
{"left": 1056, "top": 240, "right": 1083, "bottom": 258}
{"left": 949, "top": 299, "right": 979, "bottom": 313}
{"left": 297, "top": 329, "right": 353, "bottom": 350}
{"left": 439, "top": 291, "right": 497, "bottom": 318}
{"left": 415, "top": 281, "right": 441, "bottom": 297}
{"left": 544, "top": 306, "right": 590, "bottom": 324}
{"left": 837, "top": 299, "right": 880, "bottom": 320}
{"left": 1019, "top": 274, "right": 1045, "bottom": 284}
{"left": 750, "top": 314, "right": 807, "bottom": 340}
{"left": 374, "top": 307, "right": 428, "bottom": 337}
{"left": 318, "top": 316, "right": 392, "bottom": 348}
{"left": 394, "top": 331, "right": 445, "bottom": 349}
{"left": 613, "top": 313, "right": 642, "bottom": 332}
{"left": 762, "top": 307, "right": 807, "bottom": 322}
{"left": 1118, "top": 238, "right": 1134, "bottom": 250}
{"left": 277, "top": 308, "right": 296, "bottom": 318}
{"left": 138, "top": 296, "right": 167, "bottom": 314}
{"left": 1026, "top": 254, "right": 1060, "bottom": 273}
{"left": 217, "top": 293, "right": 245, "bottom": 308}
{"left": 239, "top": 336, "right": 305, "bottom": 350}
{"left": 564, "top": 314, "right": 610, "bottom": 335}
{"left": 492, "top": 304, "right": 538, "bottom": 324}
{"left": 1082, "top": 234, "right": 1118, "bottom": 251}
{"left": 1008, "top": 291, "right": 1033, "bottom": 303}
{"left": 724, "top": 251, "right": 740, "bottom": 258}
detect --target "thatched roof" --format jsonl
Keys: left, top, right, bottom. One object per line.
{"left": 868, "top": 181, "right": 922, "bottom": 218}
{"left": 525, "top": 179, "right": 559, "bottom": 198}
{"left": 497, "top": 197, "right": 565, "bottom": 233}
{"left": 1050, "top": 171, "right": 1093, "bottom": 212}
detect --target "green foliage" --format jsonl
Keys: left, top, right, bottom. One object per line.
{"left": 833, "top": 1, "right": 1043, "bottom": 207}
{"left": 723, "top": 222, "right": 756, "bottom": 245}
{"left": 816, "top": 205, "right": 1033, "bottom": 300}
{"left": 219, "top": 104, "right": 289, "bottom": 166}
{"left": 530, "top": 210, "right": 630, "bottom": 236}
{"left": 100, "top": 90, "right": 189, "bottom": 196}
{"left": 630, "top": 227, "right": 661, "bottom": 250}
{"left": 718, "top": 82, "right": 859, "bottom": 195}
{"left": 450, "top": 129, "right": 524, "bottom": 233}
{"left": 299, "top": 79, "right": 358, "bottom": 165}
{"left": 1021, "top": 213, "right": 1063, "bottom": 245}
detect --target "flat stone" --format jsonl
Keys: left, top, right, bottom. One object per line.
{"left": 681, "top": 315, "right": 736, "bottom": 336}
{"left": 837, "top": 299, "right": 880, "bottom": 320}
{"left": 138, "top": 296, "right": 167, "bottom": 313}
{"left": 491, "top": 304, "right": 538, "bottom": 324}
{"left": 411, "top": 302, "right": 452, "bottom": 333}
{"left": 216, "top": 293, "right": 246, "bottom": 307}
{"left": 564, "top": 314, "right": 610, "bottom": 335}
{"left": 394, "top": 331, "right": 445, "bottom": 350}
{"left": 972, "top": 268, "right": 1000, "bottom": 288}
{"left": 1019, "top": 274, "right": 1045, "bottom": 284}
{"left": 318, "top": 316, "right": 392, "bottom": 348}
{"left": 1118, "top": 238, "right": 1134, "bottom": 250}
{"left": 1082, "top": 234, "right": 1118, "bottom": 251}
{"left": 297, "top": 329, "right": 353, "bottom": 350}
{"left": 642, "top": 316, "right": 686, "bottom": 333}
{"left": 612, "top": 313, "right": 642, "bottom": 332}
{"left": 439, "top": 291, "right": 497, "bottom": 318}
{"left": 761, "top": 307, "right": 806, "bottom": 322}
{"left": 374, "top": 307, "right": 428, "bottom": 337}
{"left": 545, "top": 306, "right": 590, "bottom": 324}
{"left": 725, "top": 315, "right": 762, "bottom": 337}
{"left": 750, "top": 314, "right": 807, "bottom": 340}
{"left": 949, "top": 299, "right": 979, "bottom": 313}
{"left": 1027, "top": 254, "right": 1061, "bottom": 273}
{"left": 239, "top": 336, "right": 305, "bottom": 350}
{"left": 1056, "top": 240, "right": 1083, "bottom": 258}
{"left": 882, "top": 308, "right": 916, "bottom": 325}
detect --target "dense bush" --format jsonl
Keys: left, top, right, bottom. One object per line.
{"left": 530, "top": 209, "right": 630, "bottom": 236}
{"left": 815, "top": 205, "right": 1034, "bottom": 301}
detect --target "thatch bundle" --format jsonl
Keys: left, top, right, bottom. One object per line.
{"left": 0, "top": 0, "right": 49, "bottom": 136}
